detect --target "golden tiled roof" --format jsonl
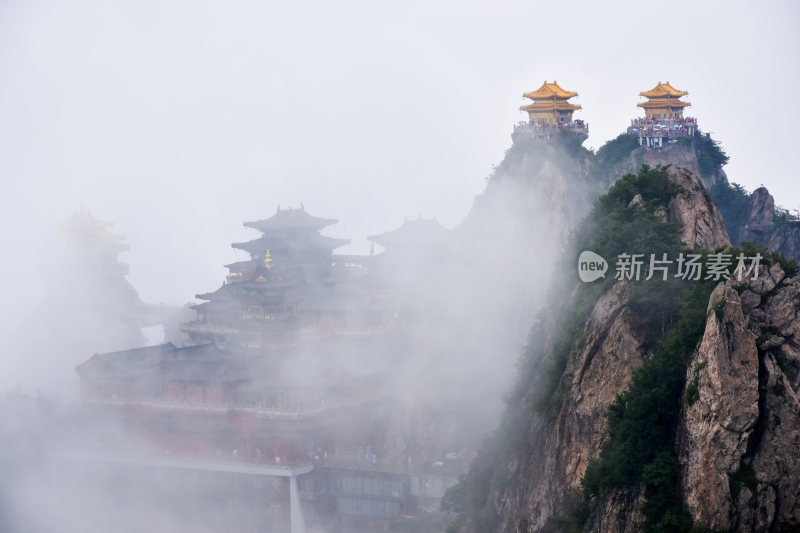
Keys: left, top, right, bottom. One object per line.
{"left": 637, "top": 100, "right": 691, "bottom": 109}
{"left": 520, "top": 101, "right": 582, "bottom": 112}
{"left": 523, "top": 81, "right": 578, "bottom": 100}
{"left": 640, "top": 81, "right": 689, "bottom": 98}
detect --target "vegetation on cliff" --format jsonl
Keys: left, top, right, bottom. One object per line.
{"left": 444, "top": 166, "right": 706, "bottom": 531}
{"left": 581, "top": 278, "right": 716, "bottom": 531}
{"left": 563, "top": 167, "right": 719, "bottom": 530}
{"left": 595, "top": 133, "right": 640, "bottom": 174}
{"left": 684, "top": 132, "right": 729, "bottom": 178}
{"left": 445, "top": 160, "right": 799, "bottom": 532}
{"left": 534, "top": 165, "right": 687, "bottom": 412}
{"left": 708, "top": 181, "right": 749, "bottom": 243}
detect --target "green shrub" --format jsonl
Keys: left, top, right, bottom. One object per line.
{"left": 448, "top": 166, "right": 721, "bottom": 532}
{"left": 708, "top": 182, "right": 748, "bottom": 244}
{"left": 684, "top": 381, "right": 699, "bottom": 406}
{"left": 692, "top": 132, "right": 729, "bottom": 177}
{"left": 736, "top": 241, "right": 798, "bottom": 278}
{"left": 596, "top": 133, "right": 640, "bottom": 173}
{"left": 582, "top": 277, "right": 716, "bottom": 529}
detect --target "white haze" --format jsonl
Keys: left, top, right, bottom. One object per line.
{"left": 0, "top": 0, "right": 798, "bottom": 531}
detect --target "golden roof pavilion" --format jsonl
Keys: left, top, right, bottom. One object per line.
{"left": 520, "top": 81, "right": 582, "bottom": 124}
{"left": 637, "top": 81, "right": 691, "bottom": 119}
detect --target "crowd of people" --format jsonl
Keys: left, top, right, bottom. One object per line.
{"left": 628, "top": 116, "right": 697, "bottom": 138}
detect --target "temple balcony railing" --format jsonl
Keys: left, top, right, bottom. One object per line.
{"left": 627, "top": 117, "right": 697, "bottom": 138}
{"left": 629, "top": 117, "right": 697, "bottom": 127}
{"left": 626, "top": 127, "right": 696, "bottom": 139}
{"left": 225, "top": 273, "right": 258, "bottom": 284}
{"left": 81, "top": 393, "right": 382, "bottom": 420}
{"left": 317, "top": 451, "right": 409, "bottom": 476}
{"left": 314, "top": 451, "right": 467, "bottom": 479}
{"left": 53, "top": 449, "right": 314, "bottom": 477}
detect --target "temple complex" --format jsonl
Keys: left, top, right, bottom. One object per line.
{"left": 71, "top": 206, "right": 459, "bottom": 533}
{"left": 636, "top": 81, "right": 691, "bottom": 119}
{"left": 181, "top": 206, "right": 380, "bottom": 350}
{"left": 627, "top": 81, "right": 697, "bottom": 148}
{"left": 513, "top": 81, "right": 588, "bottom": 142}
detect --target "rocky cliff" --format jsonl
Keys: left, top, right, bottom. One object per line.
{"left": 679, "top": 263, "right": 800, "bottom": 530}
{"left": 445, "top": 162, "right": 800, "bottom": 532}
{"left": 739, "top": 187, "right": 775, "bottom": 243}
{"left": 599, "top": 133, "right": 729, "bottom": 192}
{"left": 709, "top": 180, "right": 800, "bottom": 267}
{"left": 665, "top": 166, "right": 730, "bottom": 250}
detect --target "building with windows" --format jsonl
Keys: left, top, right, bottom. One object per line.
{"left": 70, "top": 206, "right": 462, "bottom": 532}
{"left": 627, "top": 81, "right": 697, "bottom": 148}
{"left": 513, "top": 81, "right": 588, "bottom": 142}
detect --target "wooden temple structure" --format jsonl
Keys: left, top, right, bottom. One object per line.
{"left": 513, "top": 81, "right": 588, "bottom": 142}
{"left": 636, "top": 81, "right": 691, "bottom": 119}
{"left": 627, "top": 81, "right": 697, "bottom": 148}
{"left": 72, "top": 206, "right": 422, "bottom": 533}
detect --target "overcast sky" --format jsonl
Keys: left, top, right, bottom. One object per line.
{"left": 1, "top": 0, "right": 798, "bottom": 324}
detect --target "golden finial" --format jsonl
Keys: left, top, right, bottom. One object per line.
{"left": 264, "top": 250, "right": 273, "bottom": 269}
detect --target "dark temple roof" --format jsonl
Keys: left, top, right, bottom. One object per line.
{"left": 243, "top": 206, "right": 337, "bottom": 233}
{"left": 76, "top": 343, "right": 176, "bottom": 379}
{"left": 76, "top": 342, "right": 242, "bottom": 384}
{"left": 231, "top": 233, "right": 350, "bottom": 255}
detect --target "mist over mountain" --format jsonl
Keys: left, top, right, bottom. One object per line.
{"left": 2, "top": 69, "right": 800, "bottom": 533}
{"left": 444, "top": 131, "right": 800, "bottom": 532}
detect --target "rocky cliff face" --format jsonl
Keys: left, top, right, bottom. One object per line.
{"left": 679, "top": 264, "right": 800, "bottom": 531}
{"left": 739, "top": 187, "right": 775, "bottom": 243}
{"left": 665, "top": 166, "right": 729, "bottom": 250}
{"left": 713, "top": 182, "right": 800, "bottom": 266}
{"left": 609, "top": 140, "right": 728, "bottom": 191}
{"left": 449, "top": 165, "right": 734, "bottom": 532}
{"left": 769, "top": 222, "right": 800, "bottom": 263}
{"left": 448, "top": 160, "right": 800, "bottom": 532}
{"left": 502, "top": 281, "right": 647, "bottom": 531}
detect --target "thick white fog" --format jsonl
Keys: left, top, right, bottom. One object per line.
{"left": 0, "top": 1, "right": 798, "bottom": 531}
{"left": 1, "top": 1, "right": 798, "bottom": 316}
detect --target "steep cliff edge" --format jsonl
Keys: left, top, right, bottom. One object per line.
{"left": 595, "top": 131, "right": 800, "bottom": 268}
{"left": 679, "top": 262, "right": 800, "bottom": 530}
{"left": 445, "top": 159, "right": 800, "bottom": 532}
{"left": 708, "top": 180, "right": 800, "bottom": 267}
{"left": 444, "top": 165, "right": 735, "bottom": 532}
{"left": 598, "top": 133, "right": 729, "bottom": 191}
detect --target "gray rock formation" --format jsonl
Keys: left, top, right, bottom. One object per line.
{"left": 740, "top": 187, "right": 775, "bottom": 243}
{"left": 679, "top": 263, "right": 800, "bottom": 531}
{"left": 665, "top": 166, "right": 730, "bottom": 250}
{"left": 611, "top": 141, "right": 729, "bottom": 191}
{"left": 506, "top": 281, "right": 648, "bottom": 531}
{"left": 451, "top": 166, "right": 732, "bottom": 532}
{"left": 769, "top": 221, "right": 800, "bottom": 264}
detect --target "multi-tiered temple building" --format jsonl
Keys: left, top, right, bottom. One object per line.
{"left": 627, "top": 81, "right": 697, "bottom": 148}
{"left": 71, "top": 207, "right": 457, "bottom": 533}
{"left": 513, "top": 81, "right": 588, "bottom": 142}
{"left": 181, "top": 207, "right": 378, "bottom": 350}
